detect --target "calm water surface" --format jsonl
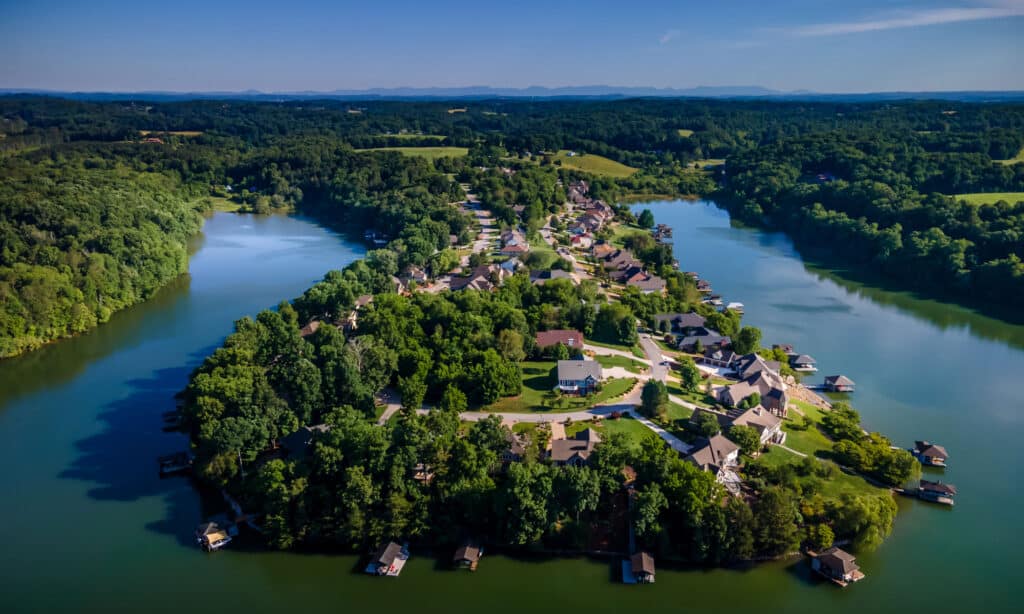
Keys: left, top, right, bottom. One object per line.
{"left": 0, "top": 205, "right": 1020, "bottom": 612}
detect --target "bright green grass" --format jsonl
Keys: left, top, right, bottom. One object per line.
{"left": 566, "top": 415, "right": 656, "bottom": 444}
{"left": 376, "top": 133, "right": 445, "bottom": 140}
{"left": 953, "top": 192, "right": 1024, "bottom": 205}
{"left": 752, "top": 447, "right": 887, "bottom": 497}
{"left": 608, "top": 223, "right": 647, "bottom": 248}
{"left": 586, "top": 338, "right": 646, "bottom": 358}
{"left": 356, "top": 146, "right": 469, "bottom": 160}
{"left": 594, "top": 354, "right": 648, "bottom": 374}
{"left": 996, "top": 147, "right": 1024, "bottom": 165}
{"left": 486, "top": 361, "right": 636, "bottom": 412}
{"left": 206, "top": 196, "right": 243, "bottom": 212}
{"left": 553, "top": 150, "right": 637, "bottom": 178}
{"left": 676, "top": 129, "right": 695, "bottom": 137}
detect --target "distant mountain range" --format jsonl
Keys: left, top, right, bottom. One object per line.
{"left": 2, "top": 85, "right": 1023, "bottom": 102}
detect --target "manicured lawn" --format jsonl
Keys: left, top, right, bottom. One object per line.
{"left": 486, "top": 361, "right": 637, "bottom": 412}
{"left": 586, "top": 338, "right": 646, "bottom": 358}
{"left": 566, "top": 415, "right": 656, "bottom": 444}
{"left": 356, "top": 146, "right": 469, "bottom": 160}
{"left": 952, "top": 192, "right": 1024, "bottom": 205}
{"left": 751, "top": 447, "right": 887, "bottom": 498}
{"left": 553, "top": 150, "right": 637, "bottom": 178}
{"left": 609, "top": 223, "right": 647, "bottom": 248}
{"left": 781, "top": 399, "right": 835, "bottom": 457}
{"left": 527, "top": 235, "right": 559, "bottom": 269}
{"left": 676, "top": 129, "right": 695, "bottom": 137}
{"left": 595, "top": 354, "right": 648, "bottom": 374}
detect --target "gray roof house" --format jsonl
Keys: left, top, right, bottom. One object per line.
{"left": 686, "top": 434, "right": 740, "bottom": 476}
{"left": 556, "top": 360, "right": 602, "bottom": 394}
{"left": 550, "top": 428, "right": 602, "bottom": 466}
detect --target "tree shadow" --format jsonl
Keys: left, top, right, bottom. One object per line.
{"left": 58, "top": 344, "right": 220, "bottom": 548}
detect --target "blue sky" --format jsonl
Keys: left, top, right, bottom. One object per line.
{"left": 1, "top": 0, "right": 1021, "bottom": 92}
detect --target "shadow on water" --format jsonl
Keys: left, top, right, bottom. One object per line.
{"left": 58, "top": 345, "right": 219, "bottom": 548}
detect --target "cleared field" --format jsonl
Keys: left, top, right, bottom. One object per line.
{"left": 693, "top": 158, "right": 725, "bottom": 169}
{"left": 139, "top": 130, "right": 203, "bottom": 137}
{"left": 355, "top": 146, "right": 469, "bottom": 160}
{"left": 553, "top": 150, "right": 637, "bottom": 178}
{"left": 676, "top": 129, "right": 695, "bottom": 137}
{"left": 996, "top": 147, "right": 1024, "bottom": 165}
{"left": 447, "top": 107, "right": 467, "bottom": 114}
{"left": 953, "top": 192, "right": 1024, "bottom": 205}
{"left": 376, "top": 133, "right": 445, "bottom": 140}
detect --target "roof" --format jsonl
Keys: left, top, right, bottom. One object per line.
{"left": 735, "top": 354, "right": 781, "bottom": 380}
{"left": 549, "top": 437, "right": 598, "bottom": 464}
{"left": 825, "top": 375, "right": 855, "bottom": 386}
{"left": 631, "top": 551, "right": 656, "bottom": 576}
{"left": 914, "top": 441, "right": 949, "bottom": 459}
{"left": 687, "top": 434, "right": 739, "bottom": 471}
{"left": 299, "top": 320, "right": 321, "bottom": 337}
{"left": 354, "top": 294, "right": 374, "bottom": 309}
{"left": 920, "top": 480, "right": 957, "bottom": 495}
{"left": 731, "top": 406, "right": 782, "bottom": 433}
{"left": 574, "top": 428, "right": 602, "bottom": 444}
{"left": 536, "top": 330, "right": 585, "bottom": 350}
{"left": 720, "top": 380, "right": 759, "bottom": 406}
{"left": 818, "top": 547, "right": 859, "bottom": 574}
{"left": 654, "top": 312, "right": 706, "bottom": 330}
{"left": 374, "top": 542, "right": 404, "bottom": 566}
{"left": 453, "top": 542, "right": 481, "bottom": 562}
{"left": 678, "top": 328, "right": 730, "bottom": 349}
{"left": 629, "top": 275, "right": 667, "bottom": 293}
{"left": 791, "top": 354, "right": 816, "bottom": 364}
{"left": 557, "top": 360, "right": 602, "bottom": 382}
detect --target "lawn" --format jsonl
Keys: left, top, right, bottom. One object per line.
{"left": 526, "top": 235, "right": 559, "bottom": 269}
{"left": 996, "top": 147, "right": 1024, "bottom": 165}
{"left": 565, "top": 415, "right": 656, "bottom": 444}
{"left": 205, "top": 196, "right": 243, "bottom": 212}
{"left": 751, "top": 447, "right": 887, "bottom": 498}
{"left": 376, "top": 133, "right": 445, "bottom": 140}
{"left": 676, "top": 129, "right": 695, "bottom": 137}
{"left": 952, "top": 192, "right": 1024, "bottom": 205}
{"left": 608, "top": 223, "right": 647, "bottom": 248}
{"left": 485, "top": 361, "right": 637, "bottom": 413}
{"left": 553, "top": 150, "right": 637, "bottom": 178}
{"left": 355, "top": 146, "right": 469, "bottom": 160}
{"left": 586, "top": 338, "right": 646, "bottom": 358}
{"left": 595, "top": 354, "right": 648, "bottom": 374}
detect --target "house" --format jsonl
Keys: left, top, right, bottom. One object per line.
{"left": 724, "top": 302, "right": 745, "bottom": 314}
{"left": 194, "top": 520, "right": 234, "bottom": 551}
{"left": 299, "top": 320, "right": 321, "bottom": 337}
{"left": 628, "top": 275, "right": 667, "bottom": 295}
{"left": 500, "top": 229, "right": 530, "bottom": 256}
{"left": 629, "top": 552, "right": 656, "bottom": 584}
{"left": 790, "top": 354, "right": 817, "bottom": 372}
{"left": 701, "top": 347, "right": 740, "bottom": 369}
{"left": 689, "top": 407, "right": 731, "bottom": 432}
{"left": 761, "top": 387, "right": 789, "bottom": 418}
{"left": 735, "top": 354, "right": 781, "bottom": 381}
{"left": 342, "top": 294, "right": 374, "bottom": 332}
{"left": 550, "top": 428, "right": 602, "bottom": 466}
{"left": 677, "top": 327, "right": 730, "bottom": 352}
{"left": 570, "top": 234, "right": 593, "bottom": 249}
{"left": 918, "top": 480, "right": 956, "bottom": 505}
{"left": 824, "top": 375, "right": 855, "bottom": 393}
{"left": 717, "top": 380, "right": 761, "bottom": 408}
{"left": 500, "top": 242, "right": 530, "bottom": 256}
{"left": 366, "top": 542, "right": 409, "bottom": 576}
{"left": 652, "top": 312, "right": 706, "bottom": 334}
{"left": 912, "top": 441, "right": 949, "bottom": 467}
{"left": 354, "top": 294, "right": 374, "bottom": 309}
{"left": 731, "top": 406, "right": 784, "bottom": 445}
{"left": 696, "top": 279, "right": 713, "bottom": 293}
{"left": 499, "top": 257, "right": 523, "bottom": 274}
{"left": 453, "top": 541, "right": 482, "bottom": 570}
{"left": 501, "top": 432, "right": 529, "bottom": 464}
{"left": 535, "top": 329, "right": 585, "bottom": 352}
{"left": 592, "top": 243, "right": 616, "bottom": 259}
{"left": 556, "top": 359, "right": 603, "bottom": 395}
{"left": 450, "top": 264, "right": 508, "bottom": 292}
{"left": 686, "top": 434, "right": 740, "bottom": 481}
{"left": 810, "top": 547, "right": 865, "bottom": 586}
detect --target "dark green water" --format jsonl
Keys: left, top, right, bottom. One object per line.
{"left": 1, "top": 205, "right": 1021, "bottom": 612}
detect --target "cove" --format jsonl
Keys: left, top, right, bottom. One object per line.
{"left": 0, "top": 203, "right": 1021, "bottom": 613}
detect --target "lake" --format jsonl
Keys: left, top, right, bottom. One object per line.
{"left": 0, "top": 203, "right": 1021, "bottom": 613}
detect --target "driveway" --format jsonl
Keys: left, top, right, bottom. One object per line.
{"left": 638, "top": 334, "right": 668, "bottom": 383}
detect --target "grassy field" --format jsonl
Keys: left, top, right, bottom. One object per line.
{"left": 553, "top": 150, "right": 637, "bottom": 178}
{"left": 206, "top": 196, "right": 243, "bottom": 212}
{"left": 139, "top": 130, "right": 203, "bottom": 137}
{"left": 608, "top": 223, "right": 647, "bottom": 248}
{"left": 676, "top": 129, "right": 695, "bottom": 137}
{"left": 996, "top": 147, "right": 1024, "bottom": 165}
{"left": 566, "top": 415, "right": 655, "bottom": 442}
{"left": 486, "top": 361, "right": 637, "bottom": 412}
{"left": 953, "top": 192, "right": 1024, "bottom": 205}
{"left": 693, "top": 159, "right": 726, "bottom": 169}
{"left": 526, "top": 235, "right": 559, "bottom": 269}
{"left": 752, "top": 447, "right": 887, "bottom": 498}
{"left": 594, "top": 354, "right": 648, "bottom": 374}
{"left": 376, "top": 133, "right": 445, "bottom": 140}
{"left": 355, "top": 146, "right": 469, "bottom": 160}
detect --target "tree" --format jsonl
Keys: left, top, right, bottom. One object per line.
{"left": 497, "top": 329, "right": 526, "bottom": 362}
{"left": 739, "top": 392, "right": 761, "bottom": 409}
{"left": 694, "top": 411, "right": 722, "bottom": 437}
{"left": 438, "top": 384, "right": 468, "bottom": 413}
{"left": 731, "top": 326, "right": 762, "bottom": 355}
{"left": 593, "top": 303, "right": 638, "bottom": 346}
{"left": 638, "top": 209, "right": 655, "bottom": 228}
{"left": 633, "top": 483, "right": 668, "bottom": 541}
{"left": 675, "top": 356, "right": 702, "bottom": 391}
{"left": 727, "top": 424, "right": 762, "bottom": 456}
{"left": 752, "top": 488, "right": 800, "bottom": 556}
{"left": 640, "top": 380, "right": 669, "bottom": 421}
{"left": 555, "top": 466, "right": 601, "bottom": 523}
{"left": 807, "top": 523, "right": 834, "bottom": 551}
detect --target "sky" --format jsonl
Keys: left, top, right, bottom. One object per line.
{"left": 0, "top": 0, "right": 1021, "bottom": 93}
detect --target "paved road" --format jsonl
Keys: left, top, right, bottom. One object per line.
{"left": 638, "top": 333, "right": 669, "bottom": 383}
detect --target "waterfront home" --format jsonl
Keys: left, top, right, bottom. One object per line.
{"left": 731, "top": 406, "right": 784, "bottom": 446}
{"left": 686, "top": 434, "right": 740, "bottom": 477}
{"left": 809, "top": 547, "right": 865, "bottom": 587}
{"left": 790, "top": 354, "right": 818, "bottom": 372}
{"left": 919, "top": 480, "right": 957, "bottom": 505}
{"left": 299, "top": 320, "right": 321, "bottom": 337}
{"left": 556, "top": 359, "right": 603, "bottom": 395}
{"left": 735, "top": 353, "right": 781, "bottom": 381}
{"left": 453, "top": 541, "right": 482, "bottom": 570}
{"left": 535, "top": 329, "right": 585, "bottom": 352}
{"left": 677, "top": 327, "right": 730, "bottom": 353}
{"left": 628, "top": 274, "right": 667, "bottom": 295}
{"left": 761, "top": 387, "right": 789, "bottom": 418}
{"left": 701, "top": 347, "right": 741, "bottom": 369}
{"left": 912, "top": 441, "right": 949, "bottom": 467}
{"left": 195, "top": 518, "right": 237, "bottom": 552}
{"left": 629, "top": 552, "right": 656, "bottom": 584}
{"left": 366, "top": 542, "right": 409, "bottom": 576}
{"left": 549, "top": 428, "right": 601, "bottom": 466}
{"left": 824, "top": 375, "right": 856, "bottom": 393}
{"left": 653, "top": 312, "right": 706, "bottom": 334}
{"left": 717, "top": 380, "right": 760, "bottom": 408}
{"left": 696, "top": 279, "right": 713, "bottom": 293}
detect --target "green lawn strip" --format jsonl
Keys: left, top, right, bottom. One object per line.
{"left": 952, "top": 192, "right": 1024, "bottom": 205}
{"left": 594, "top": 354, "right": 648, "bottom": 374}
{"left": 486, "top": 361, "right": 636, "bottom": 412}
{"left": 676, "top": 129, "right": 695, "bottom": 137}
{"left": 552, "top": 150, "right": 637, "bottom": 178}
{"left": 608, "top": 223, "right": 647, "bottom": 248}
{"left": 586, "top": 338, "right": 645, "bottom": 358}
{"left": 355, "top": 146, "right": 469, "bottom": 160}
{"left": 565, "top": 415, "right": 657, "bottom": 444}
{"left": 375, "top": 133, "right": 446, "bottom": 140}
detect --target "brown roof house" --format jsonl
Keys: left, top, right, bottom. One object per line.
{"left": 556, "top": 359, "right": 602, "bottom": 395}
{"left": 912, "top": 441, "right": 949, "bottom": 467}
{"left": 629, "top": 551, "right": 656, "bottom": 584}
{"left": 810, "top": 547, "right": 865, "bottom": 587}
{"left": 824, "top": 375, "right": 855, "bottom": 393}
{"left": 686, "top": 434, "right": 740, "bottom": 478}
{"left": 550, "top": 428, "right": 602, "bottom": 467}
{"left": 731, "top": 406, "right": 784, "bottom": 445}
{"left": 453, "top": 540, "right": 482, "bottom": 570}
{"left": 535, "top": 329, "right": 585, "bottom": 352}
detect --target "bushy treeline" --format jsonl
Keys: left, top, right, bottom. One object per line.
{"left": 721, "top": 130, "right": 1024, "bottom": 307}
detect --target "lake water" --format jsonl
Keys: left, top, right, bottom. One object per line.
{"left": 1, "top": 204, "right": 1021, "bottom": 612}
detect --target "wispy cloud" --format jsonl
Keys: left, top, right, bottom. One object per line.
{"left": 659, "top": 29, "right": 680, "bottom": 45}
{"left": 791, "top": 2, "right": 1024, "bottom": 36}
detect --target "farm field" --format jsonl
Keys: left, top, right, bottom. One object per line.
{"left": 953, "top": 192, "right": 1024, "bottom": 205}
{"left": 553, "top": 150, "right": 637, "bottom": 178}
{"left": 355, "top": 146, "right": 469, "bottom": 160}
